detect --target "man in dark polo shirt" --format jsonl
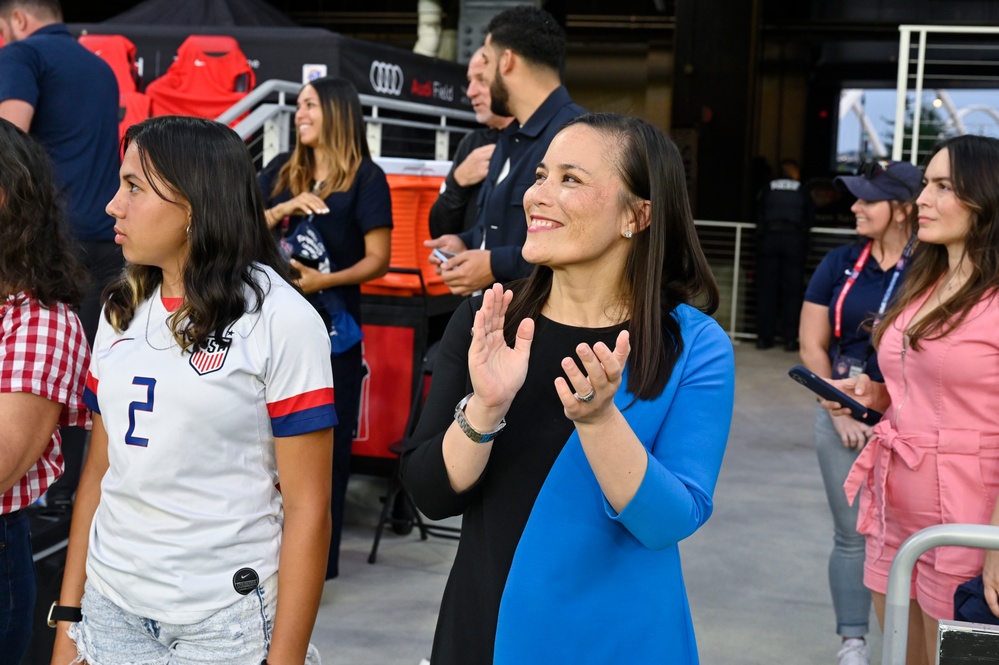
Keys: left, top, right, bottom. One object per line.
{"left": 0, "top": 0, "right": 121, "bottom": 504}
{"left": 425, "top": 6, "right": 585, "bottom": 295}
{"left": 428, "top": 46, "right": 513, "bottom": 238}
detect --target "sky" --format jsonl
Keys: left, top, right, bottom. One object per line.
{"left": 837, "top": 88, "right": 999, "bottom": 160}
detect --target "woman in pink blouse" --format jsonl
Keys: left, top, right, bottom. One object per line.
{"left": 825, "top": 135, "right": 999, "bottom": 665}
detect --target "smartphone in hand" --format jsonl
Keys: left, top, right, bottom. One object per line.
{"left": 432, "top": 248, "right": 456, "bottom": 263}
{"left": 291, "top": 253, "right": 320, "bottom": 270}
{"left": 787, "top": 365, "right": 883, "bottom": 426}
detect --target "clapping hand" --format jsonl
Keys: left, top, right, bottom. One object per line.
{"left": 556, "top": 330, "right": 630, "bottom": 425}
{"left": 467, "top": 284, "right": 534, "bottom": 413}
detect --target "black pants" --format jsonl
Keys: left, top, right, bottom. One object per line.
{"left": 755, "top": 231, "right": 806, "bottom": 343}
{"left": 0, "top": 512, "right": 33, "bottom": 665}
{"left": 75, "top": 239, "right": 125, "bottom": 347}
{"left": 327, "top": 343, "right": 364, "bottom": 579}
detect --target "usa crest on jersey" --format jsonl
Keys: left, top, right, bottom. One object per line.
{"left": 189, "top": 335, "right": 232, "bottom": 375}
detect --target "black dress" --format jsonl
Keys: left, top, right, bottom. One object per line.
{"left": 401, "top": 298, "right": 627, "bottom": 664}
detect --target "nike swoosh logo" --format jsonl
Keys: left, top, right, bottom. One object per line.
{"left": 240, "top": 573, "right": 251, "bottom": 580}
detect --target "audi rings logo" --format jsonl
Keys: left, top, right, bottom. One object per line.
{"left": 369, "top": 61, "right": 404, "bottom": 96}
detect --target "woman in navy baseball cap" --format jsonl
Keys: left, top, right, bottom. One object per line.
{"left": 798, "top": 158, "right": 922, "bottom": 665}
{"left": 835, "top": 159, "right": 923, "bottom": 203}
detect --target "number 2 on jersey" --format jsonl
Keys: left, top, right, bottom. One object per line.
{"left": 125, "top": 376, "right": 156, "bottom": 447}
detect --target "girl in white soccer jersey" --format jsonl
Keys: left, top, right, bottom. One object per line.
{"left": 51, "top": 117, "right": 336, "bottom": 665}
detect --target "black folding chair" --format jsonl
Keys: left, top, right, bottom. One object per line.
{"left": 368, "top": 339, "right": 460, "bottom": 563}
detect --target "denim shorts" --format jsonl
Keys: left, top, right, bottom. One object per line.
{"left": 65, "top": 575, "right": 320, "bottom": 665}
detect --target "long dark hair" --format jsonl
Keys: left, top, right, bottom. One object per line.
{"left": 271, "top": 77, "right": 368, "bottom": 199}
{"left": 873, "top": 134, "right": 999, "bottom": 350}
{"left": 104, "top": 116, "right": 293, "bottom": 351}
{"left": 0, "top": 118, "right": 87, "bottom": 307}
{"left": 503, "top": 113, "right": 720, "bottom": 400}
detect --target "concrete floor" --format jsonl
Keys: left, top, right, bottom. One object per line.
{"left": 310, "top": 343, "right": 885, "bottom": 664}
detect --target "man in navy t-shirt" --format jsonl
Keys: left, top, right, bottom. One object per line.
{"left": 0, "top": 0, "right": 122, "bottom": 504}
{"left": 0, "top": 0, "right": 121, "bottom": 341}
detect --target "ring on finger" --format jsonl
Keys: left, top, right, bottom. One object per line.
{"left": 574, "top": 389, "right": 596, "bottom": 403}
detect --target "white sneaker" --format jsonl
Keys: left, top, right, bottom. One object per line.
{"left": 837, "top": 638, "right": 871, "bottom": 665}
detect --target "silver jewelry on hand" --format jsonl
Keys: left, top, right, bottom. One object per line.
{"left": 574, "top": 389, "right": 596, "bottom": 403}
{"left": 454, "top": 393, "right": 506, "bottom": 443}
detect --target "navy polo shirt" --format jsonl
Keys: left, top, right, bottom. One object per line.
{"left": 458, "top": 86, "right": 586, "bottom": 282}
{"left": 804, "top": 241, "right": 912, "bottom": 382}
{"left": 0, "top": 24, "right": 119, "bottom": 241}
{"left": 257, "top": 155, "right": 393, "bottom": 324}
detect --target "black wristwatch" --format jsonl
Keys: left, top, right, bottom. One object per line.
{"left": 47, "top": 602, "right": 82, "bottom": 627}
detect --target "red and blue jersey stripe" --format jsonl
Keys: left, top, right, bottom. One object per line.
{"left": 267, "top": 387, "right": 337, "bottom": 437}
{"left": 83, "top": 372, "right": 101, "bottom": 414}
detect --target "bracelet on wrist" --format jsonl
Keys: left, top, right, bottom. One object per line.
{"left": 47, "top": 602, "right": 82, "bottom": 627}
{"left": 453, "top": 393, "right": 506, "bottom": 444}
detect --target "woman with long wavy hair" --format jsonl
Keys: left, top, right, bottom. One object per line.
{"left": 0, "top": 118, "right": 90, "bottom": 665}
{"left": 259, "top": 76, "right": 392, "bottom": 580}
{"left": 51, "top": 116, "right": 336, "bottom": 665}
{"left": 825, "top": 135, "right": 999, "bottom": 665}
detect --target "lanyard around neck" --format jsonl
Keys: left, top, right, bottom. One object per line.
{"left": 833, "top": 236, "right": 915, "bottom": 339}
{"left": 833, "top": 241, "right": 872, "bottom": 340}
{"left": 872, "top": 234, "right": 917, "bottom": 327}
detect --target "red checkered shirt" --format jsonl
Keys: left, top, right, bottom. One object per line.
{"left": 0, "top": 292, "right": 90, "bottom": 514}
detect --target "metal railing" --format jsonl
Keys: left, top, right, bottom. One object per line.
{"left": 694, "top": 221, "right": 857, "bottom": 342}
{"left": 218, "top": 79, "right": 478, "bottom": 166}
{"left": 882, "top": 524, "right": 999, "bottom": 664}
{"left": 893, "top": 25, "right": 999, "bottom": 164}
{"left": 219, "top": 83, "right": 855, "bottom": 342}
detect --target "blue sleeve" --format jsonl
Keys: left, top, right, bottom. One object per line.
{"left": 457, "top": 225, "right": 479, "bottom": 251}
{"left": 355, "top": 161, "right": 393, "bottom": 233}
{"left": 608, "top": 319, "right": 735, "bottom": 550}
{"left": 0, "top": 44, "right": 41, "bottom": 106}
{"left": 489, "top": 245, "right": 533, "bottom": 282}
{"left": 82, "top": 314, "right": 112, "bottom": 415}
{"left": 804, "top": 244, "right": 849, "bottom": 306}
